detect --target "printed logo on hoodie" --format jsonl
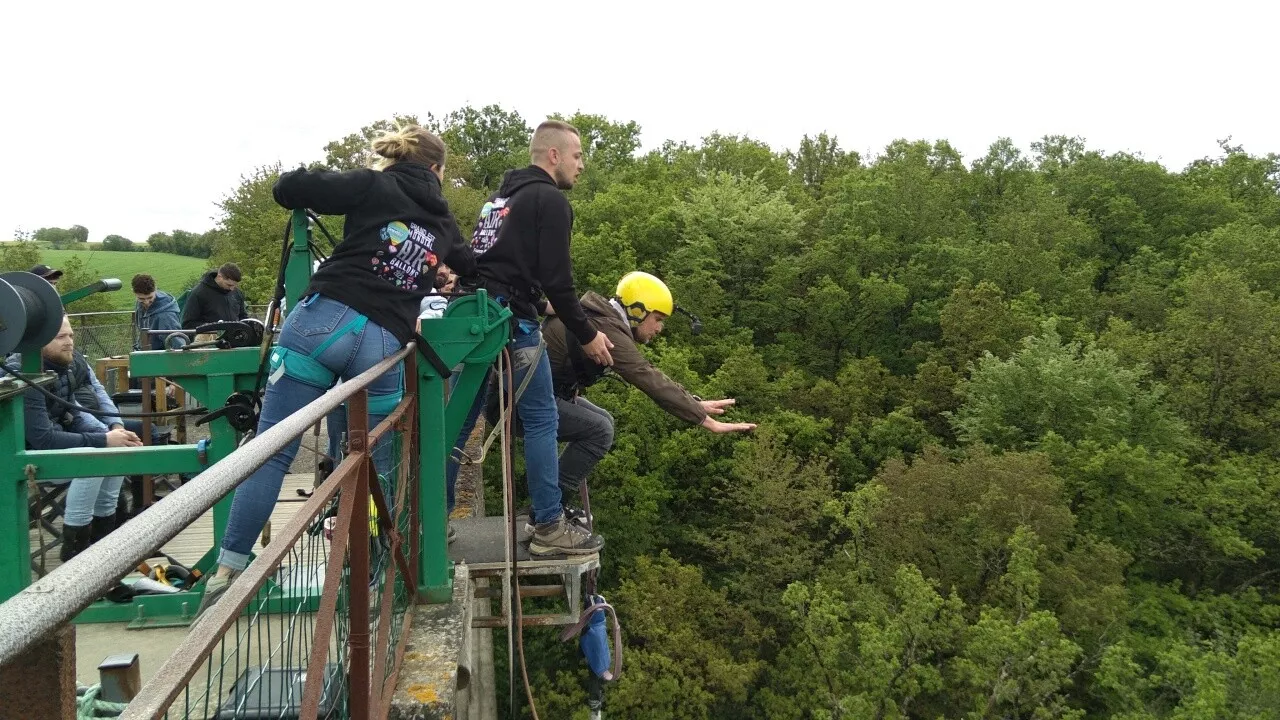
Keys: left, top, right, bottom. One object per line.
{"left": 471, "top": 198, "right": 511, "bottom": 256}
{"left": 372, "top": 220, "right": 438, "bottom": 289}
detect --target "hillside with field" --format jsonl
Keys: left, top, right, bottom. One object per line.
{"left": 39, "top": 249, "right": 207, "bottom": 310}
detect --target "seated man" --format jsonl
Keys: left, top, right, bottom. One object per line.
{"left": 448, "top": 271, "right": 756, "bottom": 527}
{"left": 5, "top": 316, "right": 143, "bottom": 561}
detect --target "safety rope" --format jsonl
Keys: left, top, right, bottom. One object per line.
{"left": 454, "top": 335, "right": 545, "bottom": 468}
{"left": 75, "top": 684, "right": 128, "bottom": 718}
{"left": 495, "top": 346, "right": 543, "bottom": 720}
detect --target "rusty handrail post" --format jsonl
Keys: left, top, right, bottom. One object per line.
{"left": 347, "top": 388, "right": 371, "bottom": 719}
{"left": 140, "top": 375, "right": 154, "bottom": 506}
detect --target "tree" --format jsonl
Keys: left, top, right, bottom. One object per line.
{"left": 952, "top": 322, "right": 1186, "bottom": 452}
{"left": 34, "top": 226, "right": 82, "bottom": 248}
{"left": 319, "top": 114, "right": 423, "bottom": 171}
{"left": 147, "top": 231, "right": 174, "bottom": 254}
{"left": 551, "top": 111, "right": 642, "bottom": 172}
{"left": 0, "top": 241, "right": 41, "bottom": 273}
{"left": 788, "top": 132, "right": 861, "bottom": 198}
{"left": 937, "top": 280, "right": 1038, "bottom": 368}
{"left": 100, "top": 234, "right": 133, "bottom": 251}
{"left": 56, "top": 255, "right": 113, "bottom": 313}
{"left": 439, "top": 104, "right": 531, "bottom": 189}
{"left": 1155, "top": 267, "right": 1280, "bottom": 451}
{"left": 704, "top": 430, "right": 833, "bottom": 618}
{"left": 604, "top": 554, "right": 764, "bottom": 719}
{"left": 210, "top": 163, "right": 288, "bottom": 302}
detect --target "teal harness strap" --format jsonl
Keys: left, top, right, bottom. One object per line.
{"left": 268, "top": 315, "right": 371, "bottom": 389}
{"left": 311, "top": 316, "right": 369, "bottom": 359}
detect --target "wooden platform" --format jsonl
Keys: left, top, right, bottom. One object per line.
{"left": 29, "top": 474, "right": 318, "bottom": 580}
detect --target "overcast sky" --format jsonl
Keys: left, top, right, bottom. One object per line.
{"left": 1, "top": 0, "right": 1275, "bottom": 244}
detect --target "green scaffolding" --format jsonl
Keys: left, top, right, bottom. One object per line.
{"left": 1, "top": 209, "right": 510, "bottom": 625}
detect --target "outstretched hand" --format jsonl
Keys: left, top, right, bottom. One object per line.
{"left": 700, "top": 398, "right": 738, "bottom": 415}
{"left": 698, "top": 398, "right": 757, "bottom": 433}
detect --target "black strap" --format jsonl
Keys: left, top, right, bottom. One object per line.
{"left": 557, "top": 319, "right": 608, "bottom": 397}
{"left": 412, "top": 331, "right": 453, "bottom": 379}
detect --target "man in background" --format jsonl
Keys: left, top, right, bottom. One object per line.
{"left": 182, "top": 262, "right": 248, "bottom": 330}
{"left": 29, "top": 264, "right": 63, "bottom": 289}
{"left": 132, "top": 273, "right": 185, "bottom": 351}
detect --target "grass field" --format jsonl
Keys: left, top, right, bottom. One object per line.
{"left": 39, "top": 249, "right": 209, "bottom": 310}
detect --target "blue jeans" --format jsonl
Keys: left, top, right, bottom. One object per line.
{"left": 218, "top": 295, "right": 402, "bottom": 571}
{"left": 443, "top": 325, "right": 564, "bottom": 523}
{"left": 511, "top": 325, "right": 562, "bottom": 525}
{"left": 50, "top": 415, "right": 123, "bottom": 526}
{"left": 445, "top": 368, "right": 491, "bottom": 513}
{"left": 53, "top": 475, "right": 124, "bottom": 526}
{"left": 446, "top": 391, "right": 613, "bottom": 511}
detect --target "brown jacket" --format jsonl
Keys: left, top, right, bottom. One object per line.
{"left": 544, "top": 291, "right": 707, "bottom": 425}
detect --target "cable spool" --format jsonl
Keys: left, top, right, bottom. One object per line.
{"left": 0, "top": 271, "right": 63, "bottom": 356}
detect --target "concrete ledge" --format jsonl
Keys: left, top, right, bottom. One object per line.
{"left": 390, "top": 563, "right": 472, "bottom": 720}
{"left": 0, "top": 624, "right": 76, "bottom": 720}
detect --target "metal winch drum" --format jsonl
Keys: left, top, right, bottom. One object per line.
{"left": 0, "top": 271, "right": 64, "bottom": 356}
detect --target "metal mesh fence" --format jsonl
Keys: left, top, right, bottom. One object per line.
{"left": 68, "top": 311, "right": 136, "bottom": 359}
{"left": 163, "top": 511, "right": 348, "bottom": 720}
{"left": 67, "top": 307, "right": 271, "bottom": 363}
{"left": 156, "top": 422, "right": 415, "bottom": 719}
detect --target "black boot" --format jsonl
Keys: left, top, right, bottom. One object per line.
{"left": 60, "top": 524, "right": 93, "bottom": 562}
{"left": 90, "top": 514, "right": 118, "bottom": 543}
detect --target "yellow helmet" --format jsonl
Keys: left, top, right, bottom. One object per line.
{"left": 615, "top": 271, "right": 673, "bottom": 326}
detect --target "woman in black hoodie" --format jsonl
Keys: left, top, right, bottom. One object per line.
{"left": 199, "top": 126, "right": 473, "bottom": 614}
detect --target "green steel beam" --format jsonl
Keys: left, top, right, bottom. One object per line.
{"left": 286, "top": 209, "right": 312, "bottom": 316}
{"left": 18, "top": 445, "right": 206, "bottom": 481}
{"left": 417, "top": 290, "right": 511, "bottom": 602}
{"left": 417, "top": 368, "right": 451, "bottom": 602}
{"left": 0, "top": 382, "right": 30, "bottom": 602}
{"left": 128, "top": 347, "right": 262, "bottom": 383}
{"left": 58, "top": 279, "right": 122, "bottom": 307}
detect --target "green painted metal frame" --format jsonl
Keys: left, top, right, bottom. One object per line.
{"left": 416, "top": 291, "right": 511, "bottom": 602}
{"left": 58, "top": 279, "right": 121, "bottom": 307}
{"left": 2, "top": 209, "right": 511, "bottom": 621}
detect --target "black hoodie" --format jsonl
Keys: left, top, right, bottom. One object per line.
{"left": 469, "top": 166, "right": 595, "bottom": 345}
{"left": 273, "top": 162, "right": 475, "bottom": 345}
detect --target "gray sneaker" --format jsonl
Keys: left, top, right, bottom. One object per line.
{"left": 529, "top": 514, "right": 604, "bottom": 557}
{"left": 194, "top": 570, "right": 239, "bottom": 621}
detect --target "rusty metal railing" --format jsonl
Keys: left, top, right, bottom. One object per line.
{"left": 122, "top": 350, "right": 423, "bottom": 719}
